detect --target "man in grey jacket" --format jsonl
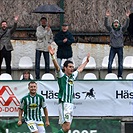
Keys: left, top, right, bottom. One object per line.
{"left": 0, "top": 15, "right": 19, "bottom": 75}
{"left": 35, "top": 17, "right": 53, "bottom": 79}
{"left": 104, "top": 10, "right": 130, "bottom": 79}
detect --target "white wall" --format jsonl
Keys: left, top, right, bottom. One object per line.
{"left": 11, "top": 40, "right": 133, "bottom": 69}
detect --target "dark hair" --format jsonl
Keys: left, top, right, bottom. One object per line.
{"left": 63, "top": 60, "right": 73, "bottom": 68}
{"left": 1, "top": 20, "right": 7, "bottom": 25}
{"left": 23, "top": 70, "right": 30, "bottom": 74}
{"left": 28, "top": 81, "right": 37, "bottom": 87}
{"left": 40, "top": 17, "right": 47, "bottom": 21}
{"left": 22, "top": 70, "right": 31, "bottom": 80}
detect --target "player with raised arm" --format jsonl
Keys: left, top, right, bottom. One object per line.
{"left": 48, "top": 45, "right": 90, "bottom": 133}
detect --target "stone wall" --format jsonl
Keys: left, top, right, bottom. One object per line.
{"left": 0, "top": 0, "right": 133, "bottom": 32}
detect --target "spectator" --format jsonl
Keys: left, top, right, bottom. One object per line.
{"left": 48, "top": 45, "right": 90, "bottom": 133}
{"left": 35, "top": 17, "right": 53, "bottom": 79}
{"left": 0, "top": 15, "right": 19, "bottom": 74}
{"left": 17, "top": 81, "right": 50, "bottom": 133}
{"left": 54, "top": 23, "right": 75, "bottom": 68}
{"left": 21, "top": 70, "right": 32, "bottom": 80}
{"left": 104, "top": 10, "right": 130, "bottom": 79}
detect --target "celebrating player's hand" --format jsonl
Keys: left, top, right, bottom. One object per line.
{"left": 45, "top": 120, "right": 50, "bottom": 127}
{"left": 17, "top": 120, "right": 22, "bottom": 126}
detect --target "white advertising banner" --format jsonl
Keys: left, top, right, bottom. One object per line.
{"left": 0, "top": 80, "right": 133, "bottom": 116}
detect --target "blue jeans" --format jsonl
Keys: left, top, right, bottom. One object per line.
{"left": 108, "top": 47, "right": 123, "bottom": 77}
{"left": 35, "top": 50, "right": 50, "bottom": 79}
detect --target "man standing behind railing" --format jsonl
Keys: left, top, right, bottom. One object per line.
{"left": 104, "top": 9, "right": 130, "bottom": 79}
{"left": 35, "top": 17, "right": 53, "bottom": 80}
{"left": 0, "top": 15, "right": 19, "bottom": 75}
{"left": 54, "top": 23, "right": 75, "bottom": 69}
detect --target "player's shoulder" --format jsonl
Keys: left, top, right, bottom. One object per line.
{"left": 57, "top": 69, "right": 64, "bottom": 78}
{"left": 36, "top": 93, "right": 44, "bottom": 99}
{"left": 20, "top": 93, "right": 29, "bottom": 101}
{"left": 73, "top": 70, "right": 78, "bottom": 75}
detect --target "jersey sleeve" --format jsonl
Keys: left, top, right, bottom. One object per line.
{"left": 19, "top": 98, "right": 24, "bottom": 109}
{"left": 73, "top": 70, "right": 78, "bottom": 80}
{"left": 56, "top": 69, "right": 64, "bottom": 78}
{"left": 41, "top": 97, "right": 47, "bottom": 108}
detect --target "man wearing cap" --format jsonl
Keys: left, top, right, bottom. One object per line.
{"left": 104, "top": 10, "right": 130, "bottom": 79}
{"left": 54, "top": 23, "right": 75, "bottom": 68}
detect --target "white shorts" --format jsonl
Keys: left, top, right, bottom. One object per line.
{"left": 58, "top": 102, "right": 74, "bottom": 125}
{"left": 26, "top": 120, "right": 45, "bottom": 133}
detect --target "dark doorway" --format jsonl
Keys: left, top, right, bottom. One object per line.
{"left": 125, "top": 13, "right": 133, "bottom": 44}
{"left": 127, "top": 13, "right": 133, "bottom": 35}
{"left": 125, "top": 122, "right": 133, "bottom": 133}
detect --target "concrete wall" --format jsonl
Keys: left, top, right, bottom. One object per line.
{"left": 10, "top": 40, "right": 133, "bottom": 67}
{"left": 2, "top": 40, "right": 133, "bottom": 79}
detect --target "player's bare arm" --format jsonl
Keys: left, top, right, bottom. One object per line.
{"left": 48, "top": 45, "right": 60, "bottom": 71}
{"left": 43, "top": 108, "right": 50, "bottom": 127}
{"left": 77, "top": 53, "right": 90, "bottom": 73}
{"left": 17, "top": 109, "right": 23, "bottom": 126}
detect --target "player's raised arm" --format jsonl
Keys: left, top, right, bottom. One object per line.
{"left": 77, "top": 53, "right": 90, "bottom": 73}
{"left": 48, "top": 45, "right": 60, "bottom": 71}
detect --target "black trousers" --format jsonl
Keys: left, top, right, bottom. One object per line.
{"left": 35, "top": 50, "right": 50, "bottom": 79}
{"left": 0, "top": 47, "right": 12, "bottom": 74}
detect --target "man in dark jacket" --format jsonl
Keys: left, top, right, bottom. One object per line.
{"left": 54, "top": 23, "right": 75, "bottom": 68}
{"left": 104, "top": 10, "right": 130, "bottom": 79}
{"left": 0, "top": 15, "right": 19, "bottom": 74}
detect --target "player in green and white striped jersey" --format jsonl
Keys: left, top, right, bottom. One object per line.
{"left": 48, "top": 45, "right": 90, "bottom": 133}
{"left": 17, "top": 81, "right": 49, "bottom": 133}
{"left": 57, "top": 61, "right": 78, "bottom": 104}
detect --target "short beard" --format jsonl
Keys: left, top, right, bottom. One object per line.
{"left": 2, "top": 27, "right": 7, "bottom": 30}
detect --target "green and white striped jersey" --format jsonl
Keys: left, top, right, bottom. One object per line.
{"left": 19, "top": 93, "right": 46, "bottom": 121}
{"left": 57, "top": 69, "right": 78, "bottom": 103}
